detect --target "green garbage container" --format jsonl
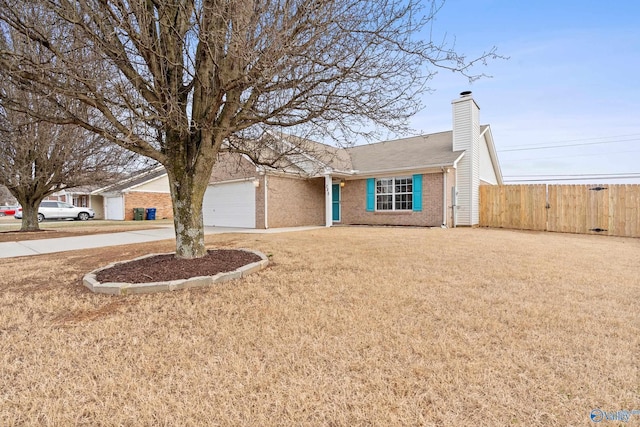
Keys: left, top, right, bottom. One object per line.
{"left": 133, "top": 208, "right": 145, "bottom": 221}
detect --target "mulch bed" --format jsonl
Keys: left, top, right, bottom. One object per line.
{"left": 95, "top": 249, "right": 262, "bottom": 284}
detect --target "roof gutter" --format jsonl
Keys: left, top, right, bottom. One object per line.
{"left": 452, "top": 151, "right": 465, "bottom": 168}
{"left": 344, "top": 163, "right": 458, "bottom": 177}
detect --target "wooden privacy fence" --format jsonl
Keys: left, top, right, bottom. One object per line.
{"left": 480, "top": 184, "right": 640, "bottom": 238}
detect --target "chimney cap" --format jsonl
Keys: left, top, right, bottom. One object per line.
{"left": 460, "top": 91, "right": 472, "bottom": 97}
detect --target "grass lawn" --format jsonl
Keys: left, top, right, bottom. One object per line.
{"left": 0, "top": 227, "right": 638, "bottom": 426}
{"left": 0, "top": 218, "right": 173, "bottom": 242}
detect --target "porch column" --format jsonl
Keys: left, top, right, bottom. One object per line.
{"left": 324, "top": 174, "right": 332, "bottom": 227}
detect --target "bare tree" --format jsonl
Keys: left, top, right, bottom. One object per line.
{"left": 0, "top": 98, "right": 135, "bottom": 230}
{"left": 0, "top": 0, "right": 498, "bottom": 257}
{"left": 0, "top": 18, "right": 147, "bottom": 231}
{"left": 0, "top": 185, "right": 15, "bottom": 205}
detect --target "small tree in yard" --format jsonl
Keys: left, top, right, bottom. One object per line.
{"left": 0, "top": 94, "right": 134, "bottom": 231}
{"left": 0, "top": 0, "right": 498, "bottom": 257}
{"left": 0, "top": 17, "right": 141, "bottom": 231}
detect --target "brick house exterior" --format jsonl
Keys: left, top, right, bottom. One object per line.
{"left": 201, "top": 92, "right": 502, "bottom": 229}
{"left": 122, "top": 192, "right": 173, "bottom": 221}
{"left": 340, "top": 174, "right": 446, "bottom": 227}
{"left": 92, "top": 166, "right": 174, "bottom": 221}
{"left": 265, "top": 175, "right": 325, "bottom": 228}
{"left": 84, "top": 93, "right": 502, "bottom": 227}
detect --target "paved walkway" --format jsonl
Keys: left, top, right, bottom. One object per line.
{"left": 0, "top": 225, "right": 323, "bottom": 259}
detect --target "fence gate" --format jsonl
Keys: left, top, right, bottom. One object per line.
{"left": 547, "top": 185, "right": 609, "bottom": 235}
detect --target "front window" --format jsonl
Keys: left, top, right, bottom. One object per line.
{"left": 376, "top": 177, "right": 412, "bottom": 211}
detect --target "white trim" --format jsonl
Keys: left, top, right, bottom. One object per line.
{"left": 453, "top": 151, "right": 465, "bottom": 168}
{"left": 374, "top": 176, "right": 414, "bottom": 212}
{"left": 480, "top": 126, "right": 504, "bottom": 185}
{"left": 125, "top": 189, "right": 168, "bottom": 194}
{"left": 324, "top": 175, "right": 332, "bottom": 227}
{"left": 442, "top": 168, "right": 448, "bottom": 227}
{"left": 264, "top": 174, "right": 269, "bottom": 229}
{"left": 263, "top": 170, "right": 313, "bottom": 180}
{"left": 344, "top": 163, "right": 459, "bottom": 179}
{"left": 208, "top": 177, "right": 256, "bottom": 186}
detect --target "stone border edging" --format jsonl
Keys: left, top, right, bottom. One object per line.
{"left": 83, "top": 249, "right": 269, "bottom": 295}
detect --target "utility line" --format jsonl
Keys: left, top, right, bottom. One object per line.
{"left": 505, "top": 174, "right": 640, "bottom": 183}
{"left": 501, "top": 148, "right": 640, "bottom": 162}
{"left": 498, "top": 132, "right": 640, "bottom": 149}
{"left": 499, "top": 138, "right": 639, "bottom": 152}
{"left": 504, "top": 172, "right": 640, "bottom": 178}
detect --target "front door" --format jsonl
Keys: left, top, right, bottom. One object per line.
{"left": 332, "top": 184, "right": 340, "bottom": 222}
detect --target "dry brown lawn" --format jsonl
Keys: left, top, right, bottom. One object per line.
{"left": 0, "top": 218, "right": 173, "bottom": 242}
{"left": 0, "top": 227, "right": 638, "bottom": 426}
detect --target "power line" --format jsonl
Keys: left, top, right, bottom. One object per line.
{"left": 501, "top": 148, "right": 640, "bottom": 162}
{"left": 498, "top": 132, "right": 640, "bottom": 149}
{"left": 504, "top": 172, "right": 640, "bottom": 178}
{"left": 504, "top": 174, "right": 640, "bottom": 183}
{"left": 499, "top": 138, "right": 640, "bottom": 152}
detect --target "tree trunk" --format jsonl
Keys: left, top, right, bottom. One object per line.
{"left": 18, "top": 199, "right": 41, "bottom": 232}
{"left": 167, "top": 166, "right": 210, "bottom": 259}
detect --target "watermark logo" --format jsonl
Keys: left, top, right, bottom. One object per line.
{"left": 591, "top": 409, "right": 640, "bottom": 423}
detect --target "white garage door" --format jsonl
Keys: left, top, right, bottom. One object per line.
{"left": 105, "top": 196, "right": 124, "bottom": 220}
{"left": 203, "top": 181, "right": 256, "bottom": 228}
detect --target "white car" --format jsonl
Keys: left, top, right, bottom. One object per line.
{"left": 14, "top": 201, "right": 95, "bottom": 222}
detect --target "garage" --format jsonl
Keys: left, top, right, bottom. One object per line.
{"left": 203, "top": 181, "right": 256, "bottom": 228}
{"left": 104, "top": 196, "right": 124, "bottom": 220}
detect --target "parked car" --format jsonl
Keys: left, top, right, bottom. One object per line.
{"left": 0, "top": 205, "right": 20, "bottom": 216}
{"left": 14, "top": 201, "right": 95, "bottom": 222}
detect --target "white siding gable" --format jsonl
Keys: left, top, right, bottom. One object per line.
{"left": 479, "top": 134, "right": 498, "bottom": 185}
{"left": 129, "top": 175, "right": 170, "bottom": 193}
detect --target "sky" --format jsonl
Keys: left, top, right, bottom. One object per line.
{"left": 407, "top": 0, "right": 640, "bottom": 183}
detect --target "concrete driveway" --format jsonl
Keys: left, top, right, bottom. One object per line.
{"left": 0, "top": 225, "right": 323, "bottom": 259}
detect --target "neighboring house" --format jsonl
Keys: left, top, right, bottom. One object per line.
{"left": 44, "top": 186, "right": 104, "bottom": 217}
{"left": 204, "top": 92, "right": 502, "bottom": 228}
{"left": 92, "top": 166, "right": 173, "bottom": 220}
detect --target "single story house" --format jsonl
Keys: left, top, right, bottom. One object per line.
{"left": 92, "top": 166, "right": 173, "bottom": 220}
{"left": 72, "top": 92, "right": 501, "bottom": 226}
{"left": 45, "top": 167, "right": 172, "bottom": 220}
{"left": 204, "top": 91, "right": 502, "bottom": 228}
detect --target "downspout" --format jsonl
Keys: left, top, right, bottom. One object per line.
{"left": 264, "top": 174, "right": 268, "bottom": 229}
{"left": 452, "top": 169, "right": 457, "bottom": 228}
{"left": 451, "top": 155, "right": 463, "bottom": 228}
{"left": 442, "top": 168, "right": 448, "bottom": 227}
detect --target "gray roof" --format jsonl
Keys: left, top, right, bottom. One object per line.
{"left": 92, "top": 128, "right": 470, "bottom": 192}
{"left": 278, "top": 134, "right": 353, "bottom": 173}
{"left": 94, "top": 166, "right": 167, "bottom": 194}
{"left": 345, "top": 131, "right": 463, "bottom": 173}
{"left": 260, "top": 130, "right": 465, "bottom": 176}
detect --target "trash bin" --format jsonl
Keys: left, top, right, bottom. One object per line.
{"left": 146, "top": 208, "right": 157, "bottom": 220}
{"left": 133, "top": 207, "right": 145, "bottom": 221}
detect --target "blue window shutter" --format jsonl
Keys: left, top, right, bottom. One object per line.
{"left": 366, "top": 178, "right": 375, "bottom": 212}
{"left": 412, "top": 174, "right": 422, "bottom": 211}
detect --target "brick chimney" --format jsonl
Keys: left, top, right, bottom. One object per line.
{"left": 451, "top": 91, "right": 481, "bottom": 226}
